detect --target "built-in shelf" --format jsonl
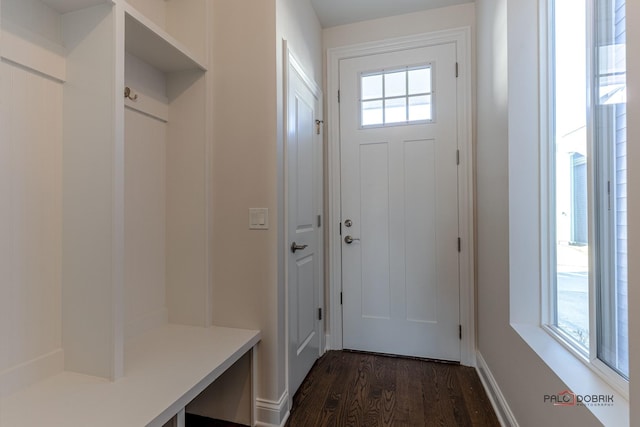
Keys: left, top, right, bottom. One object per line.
{"left": 124, "top": 5, "right": 207, "bottom": 73}
{"left": 40, "top": 0, "right": 109, "bottom": 14}
{"left": 1, "top": 2, "right": 224, "bottom": 423}
{"left": 0, "top": 325, "right": 260, "bottom": 427}
{"left": 0, "top": 19, "right": 67, "bottom": 82}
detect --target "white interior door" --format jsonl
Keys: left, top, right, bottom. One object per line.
{"left": 340, "top": 43, "right": 460, "bottom": 361}
{"left": 287, "top": 53, "right": 323, "bottom": 397}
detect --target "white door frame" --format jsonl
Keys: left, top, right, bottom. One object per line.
{"left": 283, "top": 40, "right": 324, "bottom": 406}
{"left": 327, "top": 27, "right": 476, "bottom": 367}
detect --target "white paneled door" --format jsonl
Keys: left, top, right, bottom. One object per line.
{"left": 340, "top": 43, "right": 461, "bottom": 361}
{"left": 287, "top": 51, "right": 323, "bottom": 398}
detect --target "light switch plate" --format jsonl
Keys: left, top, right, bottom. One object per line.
{"left": 249, "top": 208, "right": 269, "bottom": 230}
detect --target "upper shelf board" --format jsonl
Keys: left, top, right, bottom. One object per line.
{"left": 40, "top": 0, "right": 109, "bottom": 14}
{"left": 124, "top": 6, "right": 207, "bottom": 73}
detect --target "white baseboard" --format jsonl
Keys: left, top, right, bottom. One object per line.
{"left": 325, "top": 332, "right": 343, "bottom": 352}
{"left": 476, "top": 351, "right": 519, "bottom": 427}
{"left": 324, "top": 333, "right": 332, "bottom": 353}
{"left": 255, "top": 391, "right": 290, "bottom": 427}
{"left": 0, "top": 349, "right": 64, "bottom": 398}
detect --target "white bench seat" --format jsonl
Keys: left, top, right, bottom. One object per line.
{"left": 0, "top": 325, "right": 261, "bottom": 427}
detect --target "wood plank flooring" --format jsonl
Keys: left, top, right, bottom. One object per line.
{"left": 186, "top": 350, "right": 500, "bottom": 427}
{"left": 285, "top": 350, "right": 500, "bottom": 427}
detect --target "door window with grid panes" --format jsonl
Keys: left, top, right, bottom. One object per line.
{"left": 360, "top": 66, "right": 433, "bottom": 127}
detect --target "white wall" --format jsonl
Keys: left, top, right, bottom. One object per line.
{"left": 210, "top": 0, "right": 279, "bottom": 406}
{"left": 276, "top": 0, "right": 322, "bottom": 83}
{"left": 477, "top": 0, "right": 638, "bottom": 425}
{"left": 323, "top": 3, "right": 475, "bottom": 49}
{"left": 210, "top": 1, "right": 321, "bottom": 424}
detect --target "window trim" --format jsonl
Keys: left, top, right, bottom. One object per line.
{"left": 505, "top": 0, "right": 629, "bottom": 423}
{"left": 512, "top": 323, "right": 629, "bottom": 425}
{"left": 542, "top": 0, "right": 629, "bottom": 398}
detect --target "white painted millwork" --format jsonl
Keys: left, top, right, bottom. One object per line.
{"left": 123, "top": 3, "right": 207, "bottom": 73}
{"left": 255, "top": 392, "right": 291, "bottom": 427}
{"left": 326, "top": 21, "right": 474, "bottom": 366}
{"left": 124, "top": 107, "right": 168, "bottom": 341}
{"left": 286, "top": 46, "right": 323, "bottom": 399}
{"left": 0, "top": 326, "right": 260, "bottom": 427}
{"left": 0, "top": 54, "right": 64, "bottom": 388}
{"left": 1, "top": 0, "right": 259, "bottom": 424}
{"left": 340, "top": 43, "right": 461, "bottom": 361}
{"left": 38, "top": 0, "right": 105, "bottom": 14}
{"left": 124, "top": 52, "right": 169, "bottom": 122}
{"left": 475, "top": 352, "right": 520, "bottom": 427}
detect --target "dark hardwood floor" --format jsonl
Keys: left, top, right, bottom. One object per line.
{"left": 285, "top": 350, "right": 500, "bottom": 427}
{"left": 186, "top": 350, "right": 500, "bottom": 427}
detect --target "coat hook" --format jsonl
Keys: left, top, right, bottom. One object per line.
{"left": 124, "top": 86, "right": 138, "bottom": 101}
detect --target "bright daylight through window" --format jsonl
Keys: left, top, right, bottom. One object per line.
{"left": 550, "top": 0, "right": 628, "bottom": 378}
{"left": 360, "top": 66, "right": 433, "bottom": 127}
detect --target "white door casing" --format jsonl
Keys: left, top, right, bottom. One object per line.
{"left": 327, "top": 28, "right": 475, "bottom": 366}
{"left": 340, "top": 43, "right": 460, "bottom": 361}
{"left": 285, "top": 46, "right": 323, "bottom": 399}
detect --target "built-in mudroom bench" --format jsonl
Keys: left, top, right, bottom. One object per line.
{"left": 0, "top": 326, "right": 260, "bottom": 426}
{"left": 0, "top": 0, "right": 255, "bottom": 425}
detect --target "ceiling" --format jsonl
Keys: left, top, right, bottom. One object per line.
{"left": 310, "top": 0, "right": 473, "bottom": 28}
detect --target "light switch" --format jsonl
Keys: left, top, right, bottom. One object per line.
{"left": 249, "top": 208, "right": 269, "bottom": 230}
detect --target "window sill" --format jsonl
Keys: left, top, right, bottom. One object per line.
{"left": 511, "top": 323, "right": 629, "bottom": 426}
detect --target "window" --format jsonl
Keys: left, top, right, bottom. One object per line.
{"left": 360, "top": 66, "right": 433, "bottom": 127}
{"left": 548, "top": 0, "right": 628, "bottom": 380}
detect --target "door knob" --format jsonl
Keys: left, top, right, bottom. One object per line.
{"left": 291, "top": 242, "right": 308, "bottom": 253}
{"left": 344, "top": 235, "right": 360, "bottom": 244}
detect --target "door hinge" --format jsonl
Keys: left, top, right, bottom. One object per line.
{"left": 338, "top": 90, "right": 341, "bottom": 103}
{"left": 317, "top": 215, "right": 322, "bottom": 228}
{"left": 339, "top": 222, "right": 342, "bottom": 236}
{"left": 456, "top": 149, "right": 460, "bottom": 165}
{"left": 457, "top": 237, "right": 461, "bottom": 252}
{"left": 318, "top": 308, "right": 323, "bottom": 321}
{"left": 340, "top": 292, "right": 343, "bottom": 305}
{"left": 315, "top": 119, "right": 324, "bottom": 135}
{"left": 607, "top": 180, "right": 611, "bottom": 211}
{"left": 459, "top": 325, "right": 462, "bottom": 340}
{"left": 455, "top": 62, "right": 459, "bottom": 78}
